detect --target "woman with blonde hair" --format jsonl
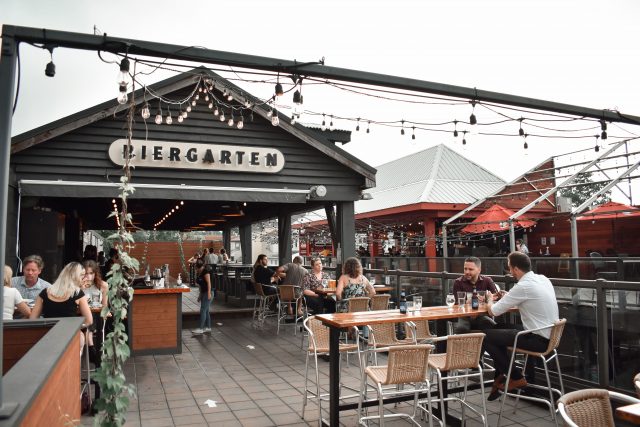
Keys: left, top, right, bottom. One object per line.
{"left": 4, "top": 265, "right": 31, "bottom": 319}
{"left": 30, "top": 261, "right": 92, "bottom": 325}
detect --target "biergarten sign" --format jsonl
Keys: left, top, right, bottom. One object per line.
{"left": 108, "top": 139, "right": 285, "bottom": 173}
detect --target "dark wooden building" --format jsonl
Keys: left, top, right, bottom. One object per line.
{"left": 8, "top": 69, "right": 376, "bottom": 281}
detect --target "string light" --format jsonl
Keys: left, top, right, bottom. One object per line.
{"left": 366, "top": 121, "right": 371, "bottom": 134}
{"left": 228, "top": 110, "right": 235, "bottom": 127}
{"left": 237, "top": 113, "right": 244, "bottom": 129}
{"left": 411, "top": 126, "right": 416, "bottom": 140}
{"left": 400, "top": 120, "right": 405, "bottom": 135}
{"left": 453, "top": 120, "right": 459, "bottom": 139}
{"left": 154, "top": 201, "right": 185, "bottom": 229}
{"left": 462, "top": 130, "right": 467, "bottom": 145}
{"left": 154, "top": 101, "right": 162, "bottom": 125}
{"left": 519, "top": 118, "right": 525, "bottom": 136}
{"left": 141, "top": 102, "right": 150, "bottom": 120}
{"left": 165, "top": 105, "right": 173, "bottom": 125}
{"left": 275, "top": 72, "right": 284, "bottom": 96}
{"left": 220, "top": 109, "right": 226, "bottom": 122}
{"left": 329, "top": 115, "right": 334, "bottom": 131}
{"left": 321, "top": 113, "right": 326, "bottom": 131}
{"left": 469, "top": 100, "right": 477, "bottom": 125}
{"left": 356, "top": 118, "right": 360, "bottom": 131}
{"left": 594, "top": 135, "right": 600, "bottom": 152}
{"left": 523, "top": 133, "right": 529, "bottom": 150}
{"left": 600, "top": 119, "right": 608, "bottom": 140}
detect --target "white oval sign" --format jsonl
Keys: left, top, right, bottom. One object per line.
{"left": 108, "top": 139, "right": 285, "bottom": 173}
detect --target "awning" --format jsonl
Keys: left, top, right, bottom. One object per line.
{"left": 18, "top": 180, "right": 311, "bottom": 203}
{"left": 577, "top": 201, "right": 640, "bottom": 221}
{"left": 461, "top": 204, "right": 536, "bottom": 234}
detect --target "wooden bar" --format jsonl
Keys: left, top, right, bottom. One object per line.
{"left": 128, "top": 287, "right": 189, "bottom": 356}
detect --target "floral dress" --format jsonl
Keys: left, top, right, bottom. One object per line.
{"left": 338, "top": 275, "right": 368, "bottom": 312}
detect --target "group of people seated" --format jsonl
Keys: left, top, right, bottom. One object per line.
{"left": 4, "top": 251, "right": 113, "bottom": 364}
{"left": 251, "top": 255, "right": 378, "bottom": 315}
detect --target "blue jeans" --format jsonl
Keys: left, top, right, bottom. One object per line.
{"left": 199, "top": 291, "right": 212, "bottom": 329}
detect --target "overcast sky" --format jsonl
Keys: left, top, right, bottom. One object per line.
{"left": 3, "top": 0, "right": 640, "bottom": 191}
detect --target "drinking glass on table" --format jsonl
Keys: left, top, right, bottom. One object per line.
{"left": 457, "top": 291, "right": 466, "bottom": 306}
{"left": 414, "top": 296, "right": 422, "bottom": 311}
{"left": 466, "top": 292, "right": 473, "bottom": 304}
{"left": 477, "top": 291, "right": 485, "bottom": 303}
{"left": 446, "top": 293, "right": 455, "bottom": 311}
{"left": 369, "top": 277, "right": 376, "bottom": 286}
{"left": 322, "top": 278, "right": 328, "bottom": 288}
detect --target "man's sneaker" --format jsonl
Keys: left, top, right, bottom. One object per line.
{"left": 192, "top": 328, "right": 204, "bottom": 335}
{"left": 498, "top": 377, "right": 528, "bottom": 392}
{"left": 487, "top": 375, "right": 505, "bottom": 401}
{"left": 203, "top": 327, "right": 212, "bottom": 333}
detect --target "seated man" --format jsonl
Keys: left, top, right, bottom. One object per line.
{"left": 452, "top": 256, "right": 498, "bottom": 333}
{"left": 275, "top": 256, "right": 308, "bottom": 315}
{"left": 12, "top": 255, "right": 51, "bottom": 301}
{"left": 252, "top": 254, "right": 276, "bottom": 295}
{"left": 485, "top": 252, "right": 559, "bottom": 400}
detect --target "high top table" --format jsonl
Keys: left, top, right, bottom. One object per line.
{"left": 316, "top": 303, "right": 496, "bottom": 426}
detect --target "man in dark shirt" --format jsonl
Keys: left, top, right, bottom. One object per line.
{"left": 252, "top": 254, "right": 276, "bottom": 295}
{"left": 452, "top": 256, "right": 498, "bottom": 333}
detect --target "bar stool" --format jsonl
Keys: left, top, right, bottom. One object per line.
{"left": 357, "top": 344, "right": 435, "bottom": 427}
{"left": 406, "top": 320, "right": 436, "bottom": 343}
{"left": 301, "top": 316, "right": 363, "bottom": 425}
{"left": 497, "top": 319, "right": 567, "bottom": 426}
{"left": 370, "top": 294, "right": 391, "bottom": 311}
{"left": 558, "top": 389, "right": 640, "bottom": 427}
{"left": 423, "top": 332, "right": 488, "bottom": 427}
{"left": 367, "top": 322, "right": 416, "bottom": 364}
{"left": 277, "top": 285, "right": 305, "bottom": 335}
{"left": 251, "top": 281, "right": 277, "bottom": 328}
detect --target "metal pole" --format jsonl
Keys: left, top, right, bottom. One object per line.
{"left": 4, "top": 24, "right": 640, "bottom": 125}
{"left": 441, "top": 225, "right": 448, "bottom": 273}
{"left": 0, "top": 33, "right": 19, "bottom": 418}
{"left": 508, "top": 220, "right": 516, "bottom": 253}
{"left": 570, "top": 216, "right": 580, "bottom": 279}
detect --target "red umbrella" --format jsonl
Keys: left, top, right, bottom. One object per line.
{"left": 576, "top": 201, "right": 640, "bottom": 221}
{"left": 461, "top": 204, "right": 536, "bottom": 234}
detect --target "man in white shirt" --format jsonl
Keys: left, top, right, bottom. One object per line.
{"left": 11, "top": 255, "right": 51, "bottom": 301}
{"left": 485, "top": 251, "right": 559, "bottom": 400}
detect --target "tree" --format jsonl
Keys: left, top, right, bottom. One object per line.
{"left": 560, "top": 172, "right": 611, "bottom": 208}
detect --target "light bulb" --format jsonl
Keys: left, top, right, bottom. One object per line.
{"left": 178, "top": 115, "right": 184, "bottom": 123}
{"left": 166, "top": 114, "right": 172, "bottom": 125}
{"left": 155, "top": 113, "right": 162, "bottom": 125}
{"left": 208, "top": 102, "right": 213, "bottom": 109}
{"left": 271, "top": 115, "right": 280, "bottom": 126}
{"left": 205, "top": 95, "right": 209, "bottom": 101}
{"left": 237, "top": 119, "right": 244, "bottom": 129}
{"left": 227, "top": 94, "right": 233, "bottom": 101}
{"left": 141, "top": 103, "right": 151, "bottom": 119}
{"left": 116, "top": 58, "right": 131, "bottom": 86}
{"left": 267, "top": 109, "right": 273, "bottom": 118}
{"left": 214, "top": 107, "right": 219, "bottom": 116}
{"left": 191, "top": 100, "right": 196, "bottom": 107}
{"left": 228, "top": 117, "right": 234, "bottom": 126}
{"left": 291, "top": 115, "right": 297, "bottom": 125}
{"left": 117, "top": 90, "right": 128, "bottom": 105}
{"left": 186, "top": 105, "right": 192, "bottom": 113}
{"left": 275, "top": 83, "right": 283, "bottom": 96}
{"left": 195, "top": 94, "right": 200, "bottom": 101}
{"left": 220, "top": 112, "right": 226, "bottom": 121}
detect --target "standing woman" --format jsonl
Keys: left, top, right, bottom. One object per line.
{"left": 192, "top": 259, "right": 212, "bottom": 335}
{"left": 336, "top": 257, "right": 375, "bottom": 311}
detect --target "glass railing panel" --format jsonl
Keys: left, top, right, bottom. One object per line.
{"left": 607, "top": 288, "right": 640, "bottom": 392}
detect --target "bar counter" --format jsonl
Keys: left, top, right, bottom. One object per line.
{"left": 128, "top": 286, "right": 190, "bottom": 356}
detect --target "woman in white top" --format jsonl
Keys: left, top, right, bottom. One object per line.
{"left": 3, "top": 265, "right": 31, "bottom": 319}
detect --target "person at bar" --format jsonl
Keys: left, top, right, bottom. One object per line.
{"left": 301, "top": 257, "right": 336, "bottom": 314}
{"left": 12, "top": 254, "right": 51, "bottom": 300}
{"left": 192, "top": 258, "right": 212, "bottom": 335}
{"left": 335, "top": 257, "right": 375, "bottom": 312}
{"left": 4, "top": 265, "right": 31, "bottom": 319}
{"left": 252, "top": 254, "right": 277, "bottom": 295}
{"left": 485, "top": 251, "right": 559, "bottom": 401}
{"left": 275, "top": 256, "right": 308, "bottom": 315}
{"left": 82, "top": 244, "right": 98, "bottom": 262}
{"left": 206, "top": 246, "right": 218, "bottom": 271}
{"left": 102, "top": 248, "right": 119, "bottom": 278}
{"left": 219, "top": 248, "right": 229, "bottom": 263}
{"left": 452, "top": 256, "right": 498, "bottom": 333}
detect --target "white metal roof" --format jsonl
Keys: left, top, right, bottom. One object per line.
{"left": 356, "top": 144, "right": 505, "bottom": 214}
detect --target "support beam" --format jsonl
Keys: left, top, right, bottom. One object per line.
{"left": 278, "top": 211, "right": 292, "bottom": 266}
{"left": 324, "top": 204, "right": 338, "bottom": 250}
{"left": 0, "top": 33, "right": 19, "bottom": 418}
{"left": 570, "top": 216, "right": 580, "bottom": 279}
{"left": 222, "top": 226, "right": 231, "bottom": 258}
{"left": 4, "top": 24, "right": 640, "bottom": 125}
{"left": 239, "top": 224, "right": 252, "bottom": 265}
{"left": 336, "top": 202, "right": 355, "bottom": 275}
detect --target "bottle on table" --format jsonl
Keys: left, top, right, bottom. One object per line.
{"left": 399, "top": 291, "right": 407, "bottom": 314}
{"left": 471, "top": 287, "right": 479, "bottom": 309}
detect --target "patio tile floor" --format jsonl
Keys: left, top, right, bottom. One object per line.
{"left": 82, "top": 317, "right": 562, "bottom": 426}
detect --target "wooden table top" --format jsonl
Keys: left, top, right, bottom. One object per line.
{"left": 316, "top": 303, "right": 494, "bottom": 328}
{"left": 617, "top": 403, "right": 640, "bottom": 424}
{"left": 133, "top": 287, "right": 191, "bottom": 295}
{"left": 314, "top": 286, "right": 393, "bottom": 295}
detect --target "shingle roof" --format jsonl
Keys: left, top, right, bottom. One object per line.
{"left": 356, "top": 144, "right": 505, "bottom": 214}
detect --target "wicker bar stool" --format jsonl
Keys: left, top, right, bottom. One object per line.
{"left": 367, "top": 322, "right": 416, "bottom": 364}
{"left": 370, "top": 294, "right": 391, "bottom": 311}
{"left": 423, "top": 332, "right": 488, "bottom": 427}
{"left": 497, "top": 319, "right": 567, "bottom": 427}
{"left": 301, "top": 316, "right": 363, "bottom": 425}
{"left": 358, "top": 344, "right": 436, "bottom": 427}
{"left": 406, "top": 320, "right": 436, "bottom": 343}
{"left": 277, "top": 285, "right": 306, "bottom": 335}
{"left": 251, "top": 281, "right": 277, "bottom": 328}
{"left": 557, "top": 388, "right": 640, "bottom": 427}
